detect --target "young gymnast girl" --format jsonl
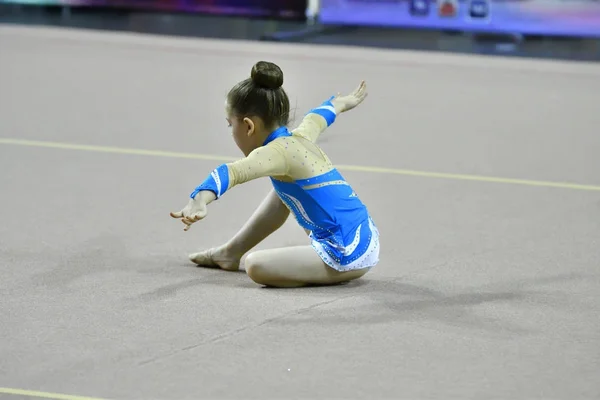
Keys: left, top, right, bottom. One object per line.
{"left": 170, "top": 61, "right": 380, "bottom": 288}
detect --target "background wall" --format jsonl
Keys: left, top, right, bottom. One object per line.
{"left": 2, "top": 0, "right": 600, "bottom": 38}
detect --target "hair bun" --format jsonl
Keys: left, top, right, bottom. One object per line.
{"left": 251, "top": 61, "right": 284, "bottom": 90}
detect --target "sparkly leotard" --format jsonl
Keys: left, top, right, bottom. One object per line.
{"left": 191, "top": 99, "right": 380, "bottom": 271}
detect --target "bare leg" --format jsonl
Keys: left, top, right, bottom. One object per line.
{"left": 189, "top": 189, "right": 290, "bottom": 271}
{"left": 245, "top": 246, "right": 370, "bottom": 288}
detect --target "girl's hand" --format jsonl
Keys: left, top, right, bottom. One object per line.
{"left": 330, "top": 80, "right": 368, "bottom": 114}
{"left": 170, "top": 195, "right": 210, "bottom": 231}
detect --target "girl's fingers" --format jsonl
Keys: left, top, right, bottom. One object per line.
{"left": 170, "top": 211, "right": 183, "bottom": 218}
{"left": 356, "top": 81, "right": 364, "bottom": 93}
{"left": 358, "top": 83, "right": 367, "bottom": 100}
{"left": 358, "top": 81, "right": 366, "bottom": 95}
{"left": 349, "top": 81, "right": 366, "bottom": 102}
{"left": 183, "top": 216, "right": 202, "bottom": 231}
{"left": 182, "top": 214, "right": 203, "bottom": 226}
{"left": 173, "top": 206, "right": 206, "bottom": 231}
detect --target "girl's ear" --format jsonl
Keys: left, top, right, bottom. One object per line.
{"left": 243, "top": 117, "right": 255, "bottom": 137}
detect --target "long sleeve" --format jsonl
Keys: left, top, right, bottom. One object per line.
{"left": 227, "top": 141, "right": 289, "bottom": 187}
{"left": 292, "top": 97, "right": 337, "bottom": 143}
{"left": 190, "top": 141, "right": 289, "bottom": 200}
{"left": 292, "top": 113, "right": 328, "bottom": 143}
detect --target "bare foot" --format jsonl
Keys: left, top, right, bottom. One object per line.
{"left": 189, "top": 246, "right": 241, "bottom": 271}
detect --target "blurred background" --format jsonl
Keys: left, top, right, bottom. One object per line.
{"left": 1, "top": 3, "right": 599, "bottom": 399}
{"left": 1, "top": 0, "right": 600, "bottom": 61}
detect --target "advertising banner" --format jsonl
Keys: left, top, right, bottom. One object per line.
{"left": 319, "top": 0, "right": 600, "bottom": 37}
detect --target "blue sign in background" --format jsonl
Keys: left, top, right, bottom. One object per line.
{"left": 319, "top": 0, "right": 600, "bottom": 38}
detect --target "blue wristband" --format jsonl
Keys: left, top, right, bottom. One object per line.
{"left": 308, "top": 96, "right": 337, "bottom": 127}
{"left": 190, "top": 164, "right": 230, "bottom": 199}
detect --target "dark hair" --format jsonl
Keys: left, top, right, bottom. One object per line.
{"left": 227, "top": 61, "right": 290, "bottom": 129}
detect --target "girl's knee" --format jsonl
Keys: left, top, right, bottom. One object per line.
{"left": 245, "top": 252, "right": 268, "bottom": 284}
{"left": 245, "top": 251, "right": 304, "bottom": 288}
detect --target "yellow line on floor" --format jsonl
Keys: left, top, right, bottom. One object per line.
{"left": 1, "top": 138, "right": 599, "bottom": 192}
{"left": 0, "top": 138, "right": 236, "bottom": 162}
{"left": 0, "top": 387, "right": 109, "bottom": 400}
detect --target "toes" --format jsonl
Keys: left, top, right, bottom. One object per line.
{"left": 189, "top": 250, "right": 216, "bottom": 266}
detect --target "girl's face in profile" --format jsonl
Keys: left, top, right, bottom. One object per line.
{"left": 226, "top": 103, "right": 255, "bottom": 157}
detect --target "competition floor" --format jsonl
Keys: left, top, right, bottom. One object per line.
{"left": 1, "top": 25, "right": 599, "bottom": 400}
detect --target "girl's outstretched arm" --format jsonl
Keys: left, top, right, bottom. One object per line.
{"left": 292, "top": 98, "right": 336, "bottom": 143}
{"left": 293, "top": 80, "right": 368, "bottom": 143}
{"left": 171, "top": 141, "right": 289, "bottom": 231}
